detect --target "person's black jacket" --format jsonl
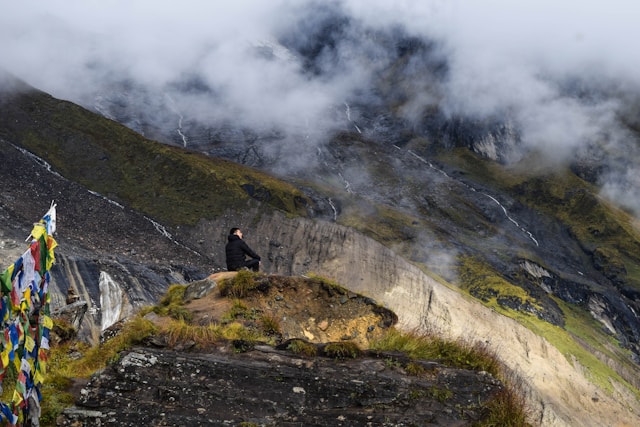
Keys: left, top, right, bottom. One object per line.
{"left": 225, "top": 234, "right": 260, "bottom": 271}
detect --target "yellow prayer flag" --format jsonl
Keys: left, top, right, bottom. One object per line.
{"left": 11, "top": 389, "right": 23, "bottom": 406}
{"left": 42, "top": 315, "right": 53, "bottom": 330}
{"left": 30, "top": 223, "right": 46, "bottom": 241}
{"left": 46, "top": 236, "right": 57, "bottom": 270}
{"left": 34, "top": 369, "right": 44, "bottom": 385}
{"left": 25, "top": 335, "right": 35, "bottom": 353}
{"left": 1, "top": 350, "right": 8, "bottom": 368}
{"left": 38, "top": 358, "right": 47, "bottom": 376}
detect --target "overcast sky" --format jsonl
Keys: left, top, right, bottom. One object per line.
{"left": 2, "top": 0, "right": 640, "bottom": 211}
{"left": 2, "top": 1, "right": 638, "bottom": 129}
{"left": 2, "top": 1, "right": 638, "bottom": 118}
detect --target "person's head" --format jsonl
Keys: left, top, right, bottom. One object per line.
{"left": 229, "top": 227, "right": 242, "bottom": 238}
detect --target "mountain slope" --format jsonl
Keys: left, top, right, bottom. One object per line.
{"left": 1, "top": 74, "right": 640, "bottom": 425}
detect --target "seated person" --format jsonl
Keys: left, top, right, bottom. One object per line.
{"left": 225, "top": 227, "right": 261, "bottom": 272}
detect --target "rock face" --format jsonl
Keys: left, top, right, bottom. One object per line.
{"left": 57, "top": 346, "right": 502, "bottom": 427}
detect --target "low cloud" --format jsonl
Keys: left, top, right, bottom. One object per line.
{"left": 2, "top": 0, "right": 640, "bottom": 212}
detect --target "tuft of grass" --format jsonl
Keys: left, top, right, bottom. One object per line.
{"left": 67, "top": 316, "right": 158, "bottom": 378}
{"left": 167, "top": 305, "right": 193, "bottom": 323}
{"left": 221, "top": 300, "right": 252, "bottom": 324}
{"left": 429, "top": 385, "right": 453, "bottom": 403}
{"left": 52, "top": 318, "right": 77, "bottom": 343}
{"left": 153, "top": 284, "right": 192, "bottom": 321}
{"left": 221, "top": 322, "right": 263, "bottom": 342}
{"left": 261, "top": 314, "right": 281, "bottom": 336}
{"left": 323, "top": 341, "right": 361, "bottom": 359}
{"left": 159, "top": 284, "right": 187, "bottom": 306}
{"left": 404, "top": 361, "right": 427, "bottom": 376}
{"left": 287, "top": 339, "right": 318, "bottom": 357}
{"left": 474, "top": 370, "right": 531, "bottom": 427}
{"left": 218, "top": 270, "right": 259, "bottom": 298}
{"left": 371, "top": 328, "right": 500, "bottom": 376}
{"left": 163, "top": 319, "right": 222, "bottom": 346}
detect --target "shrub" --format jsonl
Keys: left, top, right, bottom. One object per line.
{"left": 287, "top": 339, "right": 318, "bottom": 357}
{"left": 218, "top": 270, "right": 258, "bottom": 298}
{"left": 474, "top": 370, "right": 531, "bottom": 427}
{"left": 371, "top": 328, "right": 499, "bottom": 376}
{"left": 261, "top": 314, "right": 282, "bottom": 336}
{"left": 323, "top": 341, "right": 361, "bottom": 359}
{"left": 164, "top": 319, "right": 221, "bottom": 346}
{"left": 154, "top": 284, "right": 190, "bottom": 321}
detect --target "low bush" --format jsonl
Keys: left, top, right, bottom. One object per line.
{"left": 287, "top": 339, "right": 318, "bottom": 357}
{"left": 218, "top": 270, "right": 259, "bottom": 298}
{"left": 323, "top": 341, "right": 361, "bottom": 359}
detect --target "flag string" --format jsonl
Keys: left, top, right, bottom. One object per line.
{"left": 0, "top": 202, "right": 56, "bottom": 426}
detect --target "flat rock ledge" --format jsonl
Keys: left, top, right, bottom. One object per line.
{"left": 57, "top": 344, "right": 503, "bottom": 426}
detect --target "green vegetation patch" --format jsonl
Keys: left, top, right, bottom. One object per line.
{"left": 323, "top": 341, "right": 361, "bottom": 359}
{"left": 152, "top": 284, "right": 192, "bottom": 322}
{"left": 459, "top": 257, "right": 543, "bottom": 313}
{"left": 371, "top": 328, "right": 529, "bottom": 426}
{"left": 218, "top": 270, "right": 263, "bottom": 298}
{"left": 338, "top": 198, "right": 423, "bottom": 250}
{"left": 0, "top": 90, "right": 313, "bottom": 225}
{"left": 286, "top": 339, "right": 318, "bottom": 357}
{"left": 371, "top": 328, "right": 500, "bottom": 376}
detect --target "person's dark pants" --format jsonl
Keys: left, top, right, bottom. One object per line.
{"left": 229, "top": 259, "right": 260, "bottom": 272}
{"left": 244, "top": 259, "right": 260, "bottom": 272}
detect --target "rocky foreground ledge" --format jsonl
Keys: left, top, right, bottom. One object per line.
{"left": 57, "top": 343, "right": 502, "bottom": 426}
{"left": 54, "top": 274, "right": 507, "bottom": 426}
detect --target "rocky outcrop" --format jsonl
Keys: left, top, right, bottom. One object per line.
{"left": 57, "top": 345, "right": 503, "bottom": 426}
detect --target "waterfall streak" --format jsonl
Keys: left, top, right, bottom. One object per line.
{"left": 328, "top": 198, "right": 338, "bottom": 221}
{"left": 344, "top": 102, "right": 362, "bottom": 134}
{"left": 338, "top": 172, "right": 353, "bottom": 193}
{"left": 12, "top": 143, "right": 63, "bottom": 178}
{"left": 166, "top": 94, "right": 188, "bottom": 147}
{"left": 407, "top": 150, "right": 539, "bottom": 246}
{"left": 144, "top": 216, "right": 202, "bottom": 256}
{"left": 99, "top": 271, "right": 123, "bottom": 331}
{"left": 88, "top": 190, "right": 125, "bottom": 208}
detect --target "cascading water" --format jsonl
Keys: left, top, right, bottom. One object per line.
{"left": 99, "top": 271, "right": 123, "bottom": 331}
{"left": 406, "top": 149, "right": 540, "bottom": 247}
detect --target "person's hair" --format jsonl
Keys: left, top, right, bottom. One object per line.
{"left": 229, "top": 227, "right": 240, "bottom": 235}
